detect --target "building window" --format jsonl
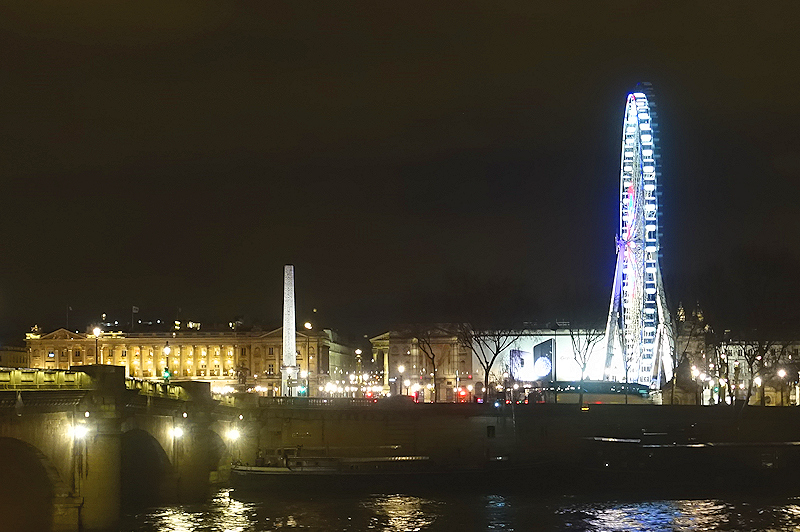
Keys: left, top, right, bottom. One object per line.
{"left": 240, "top": 347, "right": 246, "bottom": 357}
{"left": 268, "top": 364, "right": 274, "bottom": 375}
{"left": 47, "top": 351, "right": 55, "bottom": 358}
{"left": 268, "top": 347, "right": 274, "bottom": 356}
{"left": 121, "top": 350, "right": 127, "bottom": 358}
{"left": 74, "top": 351, "right": 81, "bottom": 359}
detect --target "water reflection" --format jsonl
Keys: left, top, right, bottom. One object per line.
{"left": 128, "top": 490, "right": 255, "bottom": 532}
{"left": 581, "top": 502, "right": 688, "bottom": 531}
{"left": 483, "top": 495, "right": 514, "bottom": 530}
{"left": 361, "top": 494, "right": 440, "bottom": 531}
{"left": 558, "top": 498, "right": 800, "bottom": 532}
{"left": 782, "top": 502, "right": 800, "bottom": 519}
{"left": 120, "top": 489, "right": 800, "bottom": 532}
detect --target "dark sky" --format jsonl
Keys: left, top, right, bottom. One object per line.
{"left": 1, "top": 2, "right": 799, "bottom": 343}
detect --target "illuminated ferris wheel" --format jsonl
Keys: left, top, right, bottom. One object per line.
{"left": 605, "top": 83, "right": 673, "bottom": 387}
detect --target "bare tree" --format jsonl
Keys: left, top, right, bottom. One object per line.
{"left": 622, "top": 347, "right": 635, "bottom": 404}
{"left": 705, "top": 331, "right": 792, "bottom": 407}
{"left": 415, "top": 327, "right": 442, "bottom": 402}
{"left": 666, "top": 303, "right": 707, "bottom": 405}
{"left": 558, "top": 287, "right": 608, "bottom": 404}
{"left": 718, "top": 342, "right": 737, "bottom": 405}
{"left": 403, "top": 324, "right": 453, "bottom": 402}
{"left": 457, "top": 324, "right": 521, "bottom": 402}
{"left": 568, "top": 323, "right": 604, "bottom": 406}
{"left": 705, "top": 328, "right": 736, "bottom": 405}
{"left": 739, "top": 336, "right": 783, "bottom": 406}
{"left": 698, "top": 248, "right": 800, "bottom": 407}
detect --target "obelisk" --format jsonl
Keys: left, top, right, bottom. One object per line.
{"left": 281, "top": 265, "right": 298, "bottom": 396}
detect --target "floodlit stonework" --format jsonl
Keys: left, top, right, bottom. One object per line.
{"left": 25, "top": 327, "right": 355, "bottom": 396}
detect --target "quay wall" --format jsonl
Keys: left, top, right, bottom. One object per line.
{"left": 227, "top": 399, "right": 519, "bottom": 469}
{"left": 223, "top": 398, "right": 800, "bottom": 471}
{"left": 7, "top": 365, "right": 800, "bottom": 532}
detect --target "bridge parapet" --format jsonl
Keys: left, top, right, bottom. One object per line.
{"left": 0, "top": 367, "right": 93, "bottom": 390}
{"left": 214, "top": 393, "right": 382, "bottom": 409}
{"left": 126, "top": 378, "right": 191, "bottom": 401}
{"left": 258, "top": 396, "right": 380, "bottom": 408}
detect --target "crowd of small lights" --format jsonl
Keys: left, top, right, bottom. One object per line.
{"left": 689, "top": 361, "right": 792, "bottom": 405}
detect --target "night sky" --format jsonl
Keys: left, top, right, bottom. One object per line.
{"left": 2, "top": 2, "right": 799, "bottom": 344}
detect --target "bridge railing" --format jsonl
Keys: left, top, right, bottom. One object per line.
{"left": 258, "top": 397, "right": 380, "bottom": 407}
{"left": 213, "top": 394, "right": 381, "bottom": 408}
{"left": 125, "top": 378, "right": 190, "bottom": 401}
{"left": 0, "top": 368, "right": 92, "bottom": 389}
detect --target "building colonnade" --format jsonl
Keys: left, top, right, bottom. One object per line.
{"left": 25, "top": 327, "right": 352, "bottom": 396}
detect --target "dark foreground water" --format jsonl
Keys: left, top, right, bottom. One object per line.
{"left": 119, "top": 487, "right": 800, "bottom": 532}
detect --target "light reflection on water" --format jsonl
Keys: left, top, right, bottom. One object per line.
{"left": 119, "top": 489, "right": 800, "bottom": 532}
{"left": 361, "top": 494, "right": 442, "bottom": 531}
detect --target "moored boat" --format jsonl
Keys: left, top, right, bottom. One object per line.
{"left": 230, "top": 447, "right": 535, "bottom": 490}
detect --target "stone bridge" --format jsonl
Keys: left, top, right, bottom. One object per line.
{"left": 13, "top": 365, "right": 800, "bottom": 532}
{"left": 0, "top": 365, "right": 518, "bottom": 532}
{"left": 0, "top": 366, "right": 242, "bottom": 532}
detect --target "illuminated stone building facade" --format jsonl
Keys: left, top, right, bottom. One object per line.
{"left": 0, "top": 346, "right": 28, "bottom": 368}
{"left": 374, "top": 326, "right": 610, "bottom": 401}
{"left": 26, "top": 327, "right": 355, "bottom": 396}
{"left": 371, "top": 326, "right": 475, "bottom": 402}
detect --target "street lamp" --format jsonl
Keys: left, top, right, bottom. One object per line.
{"left": 778, "top": 369, "right": 787, "bottom": 406}
{"left": 93, "top": 327, "right": 102, "bottom": 365}
{"left": 398, "top": 365, "right": 405, "bottom": 395}
{"left": 70, "top": 424, "right": 89, "bottom": 439}
{"left": 163, "top": 342, "right": 171, "bottom": 382}
{"left": 691, "top": 366, "right": 701, "bottom": 405}
{"left": 754, "top": 376, "right": 763, "bottom": 406}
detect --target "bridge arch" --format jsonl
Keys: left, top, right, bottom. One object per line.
{"left": 0, "top": 436, "right": 71, "bottom": 531}
{"left": 121, "top": 428, "right": 173, "bottom": 508}
{"left": 206, "top": 427, "right": 228, "bottom": 471}
{"left": 194, "top": 427, "right": 229, "bottom": 485}
{"left": 168, "top": 426, "right": 230, "bottom": 502}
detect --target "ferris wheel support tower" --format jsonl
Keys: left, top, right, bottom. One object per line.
{"left": 604, "top": 83, "right": 674, "bottom": 388}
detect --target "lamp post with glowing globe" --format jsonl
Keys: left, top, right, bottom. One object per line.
{"left": 93, "top": 327, "right": 102, "bottom": 365}
{"left": 397, "top": 365, "right": 405, "bottom": 395}
{"left": 163, "top": 342, "right": 171, "bottom": 382}
{"left": 778, "top": 368, "right": 787, "bottom": 406}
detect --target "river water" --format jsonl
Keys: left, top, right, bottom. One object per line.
{"left": 119, "top": 487, "right": 800, "bottom": 531}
